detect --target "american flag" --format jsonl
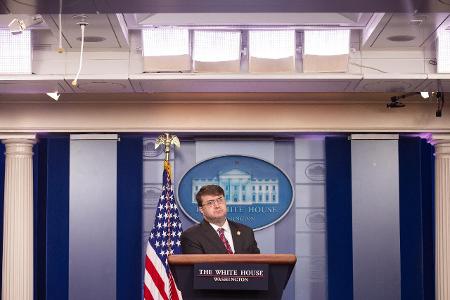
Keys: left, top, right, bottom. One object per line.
{"left": 144, "top": 160, "right": 183, "bottom": 300}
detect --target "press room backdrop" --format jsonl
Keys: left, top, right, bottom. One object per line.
{"left": 0, "top": 134, "right": 435, "bottom": 300}
{"left": 142, "top": 137, "right": 324, "bottom": 300}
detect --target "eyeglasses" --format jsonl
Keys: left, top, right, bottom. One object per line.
{"left": 202, "top": 196, "right": 225, "bottom": 207}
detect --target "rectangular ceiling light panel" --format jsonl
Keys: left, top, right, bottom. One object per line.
{"left": 437, "top": 28, "right": 450, "bottom": 73}
{"left": 193, "top": 31, "right": 241, "bottom": 72}
{"left": 304, "top": 30, "right": 350, "bottom": 56}
{"left": 248, "top": 30, "right": 296, "bottom": 73}
{"left": 0, "top": 30, "right": 32, "bottom": 74}
{"left": 142, "top": 28, "right": 191, "bottom": 72}
{"left": 303, "top": 30, "right": 350, "bottom": 73}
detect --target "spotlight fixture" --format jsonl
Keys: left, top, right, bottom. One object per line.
{"left": 8, "top": 15, "right": 43, "bottom": 35}
{"left": 387, "top": 96, "right": 406, "bottom": 108}
{"left": 386, "top": 92, "right": 418, "bottom": 108}
{"left": 387, "top": 91, "right": 445, "bottom": 117}
{"left": 46, "top": 92, "right": 60, "bottom": 101}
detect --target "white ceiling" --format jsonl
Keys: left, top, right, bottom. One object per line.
{"left": 0, "top": 12, "right": 450, "bottom": 95}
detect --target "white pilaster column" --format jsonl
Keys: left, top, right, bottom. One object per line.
{"left": 432, "top": 134, "right": 450, "bottom": 300}
{"left": 0, "top": 135, "right": 36, "bottom": 300}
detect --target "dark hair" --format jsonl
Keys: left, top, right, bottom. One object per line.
{"left": 195, "top": 185, "right": 225, "bottom": 206}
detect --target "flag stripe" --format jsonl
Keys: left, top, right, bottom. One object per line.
{"left": 168, "top": 273, "right": 181, "bottom": 300}
{"left": 145, "top": 255, "right": 169, "bottom": 300}
{"left": 143, "top": 284, "right": 154, "bottom": 300}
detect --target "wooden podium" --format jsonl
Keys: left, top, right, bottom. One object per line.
{"left": 168, "top": 254, "right": 296, "bottom": 300}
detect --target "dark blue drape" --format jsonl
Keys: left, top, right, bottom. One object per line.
{"left": 43, "top": 136, "right": 70, "bottom": 300}
{"left": 399, "top": 137, "right": 435, "bottom": 300}
{"left": 325, "top": 136, "right": 353, "bottom": 300}
{"left": 34, "top": 141, "right": 46, "bottom": 300}
{"left": 0, "top": 143, "right": 4, "bottom": 299}
{"left": 421, "top": 140, "right": 435, "bottom": 300}
{"left": 117, "top": 135, "right": 143, "bottom": 300}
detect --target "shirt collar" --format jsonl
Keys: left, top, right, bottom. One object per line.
{"left": 209, "top": 219, "right": 231, "bottom": 233}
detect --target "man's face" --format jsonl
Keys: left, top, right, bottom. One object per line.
{"left": 199, "top": 194, "right": 227, "bottom": 225}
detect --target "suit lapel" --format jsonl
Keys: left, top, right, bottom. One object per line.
{"left": 229, "top": 221, "right": 242, "bottom": 254}
{"left": 200, "top": 221, "right": 228, "bottom": 254}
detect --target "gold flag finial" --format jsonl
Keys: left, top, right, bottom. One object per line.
{"left": 155, "top": 133, "right": 180, "bottom": 161}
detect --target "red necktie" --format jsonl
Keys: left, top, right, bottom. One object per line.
{"left": 217, "top": 228, "right": 234, "bottom": 254}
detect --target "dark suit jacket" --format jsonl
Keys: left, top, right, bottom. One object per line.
{"left": 181, "top": 220, "right": 260, "bottom": 254}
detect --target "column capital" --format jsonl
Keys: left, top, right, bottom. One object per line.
{"left": 430, "top": 134, "right": 450, "bottom": 145}
{"left": 431, "top": 134, "right": 450, "bottom": 157}
{"left": 0, "top": 133, "right": 36, "bottom": 143}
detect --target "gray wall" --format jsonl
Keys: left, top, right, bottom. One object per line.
{"left": 351, "top": 139, "right": 401, "bottom": 300}
{"left": 69, "top": 136, "right": 118, "bottom": 300}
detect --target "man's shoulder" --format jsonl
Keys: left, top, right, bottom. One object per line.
{"left": 182, "top": 222, "right": 205, "bottom": 236}
{"left": 228, "top": 220, "right": 253, "bottom": 232}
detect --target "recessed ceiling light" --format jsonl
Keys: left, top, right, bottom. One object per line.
{"left": 387, "top": 35, "right": 416, "bottom": 42}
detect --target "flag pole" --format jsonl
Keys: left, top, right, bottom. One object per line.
{"left": 155, "top": 133, "right": 180, "bottom": 255}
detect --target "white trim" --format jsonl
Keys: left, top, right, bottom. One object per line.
{"left": 350, "top": 134, "right": 399, "bottom": 140}
{"left": 0, "top": 133, "right": 36, "bottom": 140}
{"left": 70, "top": 134, "right": 119, "bottom": 140}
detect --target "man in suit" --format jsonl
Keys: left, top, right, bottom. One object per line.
{"left": 181, "top": 184, "right": 260, "bottom": 254}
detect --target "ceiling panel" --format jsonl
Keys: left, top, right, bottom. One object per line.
{"left": 131, "top": 74, "right": 362, "bottom": 93}
{"left": 42, "top": 13, "right": 127, "bottom": 48}
{"left": 369, "top": 13, "right": 449, "bottom": 48}
{"left": 418, "top": 74, "right": 450, "bottom": 92}
{"left": 0, "top": 1, "right": 9, "bottom": 13}
{"left": 0, "top": 75, "right": 69, "bottom": 93}
{"left": 135, "top": 13, "right": 373, "bottom": 27}
{"left": 67, "top": 78, "right": 135, "bottom": 93}
{"left": 1, "top": 0, "right": 97, "bottom": 14}
{"left": 100, "top": 0, "right": 449, "bottom": 14}
{"left": 354, "top": 75, "right": 427, "bottom": 92}
{"left": 2, "top": 0, "right": 450, "bottom": 14}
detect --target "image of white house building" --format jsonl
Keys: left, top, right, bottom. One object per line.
{"left": 192, "top": 169, "right": 279, "bottom": 205}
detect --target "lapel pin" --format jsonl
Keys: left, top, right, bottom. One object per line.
{"left": 237, "top": 231, "right": 241, "bottom": 236}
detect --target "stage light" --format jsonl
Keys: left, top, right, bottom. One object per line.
{"left": 303, "top": 29, "right": 350, "bottom": 56}
{"left": 303, "top": 29, "right": 350, "bottom": 72}
{"left": 0, "top": 30, "right": 32, "bottom": 74}
{"left": 193, "top": 30, "right": 241, "bottom": 72}
{"left": 142, "top": 27, "right": 190, "bottom": 72}
{"left": 142, "top": 28, "right": 189, "bottom": 57}
{"left": 437, "top": 28, "right": 450, "bottom": 73}
{"left": 248, "top": 30, "right": 296, "bottom": 73}
{"left": 193, "top": 31, "right": 241, "bottom": 62}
